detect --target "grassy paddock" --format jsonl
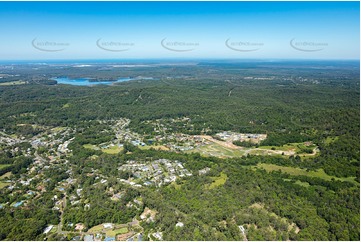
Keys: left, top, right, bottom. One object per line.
{"left": 88, "top": 224, "right": 104, "bottom": 233}
{"left": 102, "top": 145, "right": 123, "bottom": 154}
{"left": 190, "top": 143, "right": 245, "bottom": 158}
{"left": 83, "top": 144, "right": 100, "bottom": 150}
{"left": 139, "top": 145, "right": 169, "bottom": 151}
{"left": 0, "top": 164, "right": 11, "bottom": 169}
{"left": 106, "top": 227, "right": 128, "bottom": 237}
{"left": 0, "top": 80, "right": 26, "bottom": 86}
{"left": 0, "top": 182, "right": 10, "bottom": 189}
{"left": 207, "top": 172, "right": 227, "bottom": 189}
{"left": 256, "top": 163, "right": 357, "bottom": 185}
{"left": 0, "top": 172, "right": 11, "bottom": 179}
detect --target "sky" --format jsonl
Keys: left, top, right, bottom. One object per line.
{"left": 0, "top": 1, "right": 359, "bottom": 60}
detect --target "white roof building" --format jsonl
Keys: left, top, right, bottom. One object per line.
{"left": 43, "top": 225, "right": 54, "bottom": 234}
{"left": 103, "top": 223, "right": 113, "bottom": 229}
{"left": 176, "top": 222, "right": 184, "bottom": 228}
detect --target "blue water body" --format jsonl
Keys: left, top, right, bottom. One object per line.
{"left": 104, "top": 237, "right": 115, "bottom": 241}
{"left": 13, "top": 201, "right": 23, "bottom": 207}
{"left": 53, "top": 77, "right": 153, "bottom": 86}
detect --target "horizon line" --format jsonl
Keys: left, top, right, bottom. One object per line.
{"left": 0, "top": 58, "right": 359, "bottom": 63}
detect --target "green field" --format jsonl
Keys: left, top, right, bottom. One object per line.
{"left": 207, "top": 172, "right": 227, "bottom": 189}
{"left": 0, "top": 172, "right": 11, "bottom": 179}
{"left": 294, "top": 180, "right": 310, "bottom": 187}
{"left": 259, "top": 142, "right": 316, "bottom": 153}
{"left": 0, "top": 182, "right": 10, "bottom": 189}
{"left": 0, "top": 80, "right": 26, "bottom": 86}
{"left": 189, "top": 143, "right": 245, "bottom": 158}
{"left": 171, "top": 182, "right": 181, "bottom": 190}
{"left": 84, "top": 144, "right": 123, "bottom": 154}
{"left": 248, "top": 149, "right": 283, "bottom": 156}
{"left": 88, "top": 224, "right": 104, "bottom": 233}
{"left": 102, "top": 145, "right": 123, "bottom": 154}
{"left": 106, "top": 227, "right": 128, "bottom": 237}
{"left": 0, "top": 164, "right": 11, "bottom": 169}
{"left": 256, "top": 163, "right": 358, "bottom": 185}
{"left": 139, "top": 145, "right": 169, "bottom": 151}
{"left": 83, "top": 144, "right": 100, "bottom": 150}
{"left": 51, "top": 127, "right": 66, "bottom": 132}
{"left": 324, "top": 136, "right": 339, "bottom": 145}
{"left": 187, "top": 141, "right": 317, "bottom": 159}
{"left": 88, "top": 224, "right": 128, "bottom": 237}
{"left": 258, "top": 144, "right": 296, "bottom": 151}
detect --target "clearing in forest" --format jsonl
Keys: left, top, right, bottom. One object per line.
{"left": 206, "top": 172, "right": 228, "bottom": 189}
{"left": 256, "top": 163, "right": 358, "bottom": 185}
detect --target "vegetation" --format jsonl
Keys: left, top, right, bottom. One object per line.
{"left": 233, "top": 140, "right": 255, "bottom": 147}
{"left": 0, "top": 60, "right": 359, "bottom": 240}
{"left": 256, "top": 163, "right": 357, "bottom": 185}
{"left": 207, "top": 172, "right": 227, "bottom": 189}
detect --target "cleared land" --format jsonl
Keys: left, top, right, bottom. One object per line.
{"left": 0, "top": 182, "right": 10, "bottom": 189}
{"left": 102, "top": 145, "right": 123, "bottom": 154}
{"left": 294, "top": 180, "right": 310, "bottom": 187}
{"left": 171, "top": 181, "right": 181, "bottom": 190}
{"left": 106, "top": 227, "right": 128, "bottom": 237}
{"left": 256, "top": 163, "right": 357, "bottom": 185}
{"left": 0, "top": 80, "right": 26, "bottom": 86}
{"left": 207, "top": 172, "right": 227, "bottom": 189}
{"left": 87, "top": 224, "right": 128, "bottom": 237}
{"left": 83, "top": 144, "right": 123, "bottom": 154}
{"left": 187, "top": 141, "right": 318, "bottom": 158}
{"left": 188, "top": 143, "right": 245, "bottom": 158}
{"left": 324, "top": 136, "right": 339, "bottom": 145}
{"left": 51, "top": 127, "right": 67, "bottom": 132}
{"left": 258, "top": 142, "right": 316, "bottom": 152}
{"left": 139, "top": 145, "right": 169, "bottom": 151}
{"left": 83, "top": 144, "right": 100, "bottom": 150}
{"left": 0, "top": 164, "right": 11, "bottom": 169}
{"left": 0, "top": 172, "right": 11, "bottom": 189}
{"left": 88, "top": 224, "right": 104, "bottom": 233}
{"left": 0, "top": 172, "right": 11, "bottom": 179}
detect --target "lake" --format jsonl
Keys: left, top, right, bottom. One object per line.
{"left": 53, "top": 77, "right": 153, "bottom": 86}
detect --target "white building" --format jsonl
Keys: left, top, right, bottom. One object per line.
{"left": 43, "top": 225, "right": 54, "bottom": 234}
{"left": 176, "top": 222, "right": 184, "bottom": 228}
{"left": 103, "top": 223, "right": 113, "bottom": 229}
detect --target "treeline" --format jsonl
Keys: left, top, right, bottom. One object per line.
{"left": 260, "top": 132, "right": 310, "bottom": 146}
{"left": 233, "top": 140, "right": 255, "bottom": 147}
{"left": 73, "top": 121, "right": 115, "bottom": 145}
{"left": 0, "top": 155, "right": 34, "bottom": 176}
{"left": 0, "top": 186, "right": 60, "bottom": 240}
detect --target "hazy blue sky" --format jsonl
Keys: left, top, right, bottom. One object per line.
{"left": 0, "top": 1, "right": 359, "bottom": 60}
